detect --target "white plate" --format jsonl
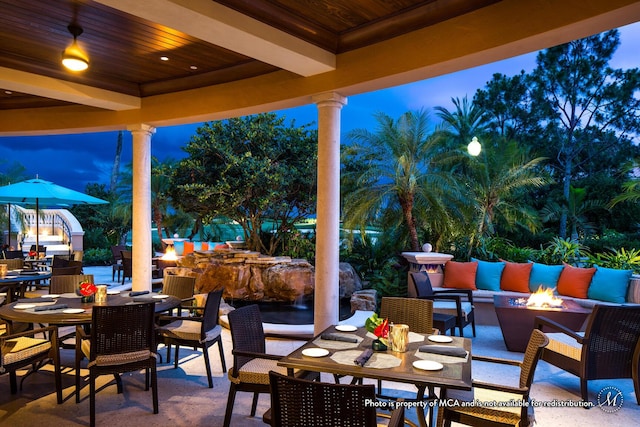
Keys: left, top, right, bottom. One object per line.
{"left": 4, "top": 275, "right": 18, "bottom": 279}
{"left": 428, "top": 335, "right": 453, "bottom": 343}
{"left": 107, "top": 290, "right": 120, "bottom": 295}
{"left": 152, "top": 295, "right": 169, "bottom": 299}
{"left": 335, "top": 325, "right": 357, "bottom": 332}
{"left": 302, "top": 348, "right": 329, "bottom": 358}
{"left": 62, "top": 308, "right": 85, "bottom": 314}
{"left": 47, "top": 294, "right": 61, "bottom": 299}
{"left": 413, "top": 360, "right": 444, "bottom": 371}
{"left": 14, "top": 303, "right": 36, "bottom": 310}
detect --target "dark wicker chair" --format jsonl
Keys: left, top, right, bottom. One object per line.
{"left": 156, "top": 289, "right": 226, "bottom": 387}
{"left": 266, "top": 371, "right": 406, "bottom": 427}
{"left": 0, "top": 321, "right": 61, "bottom": 403}
{"left": 223, "top": 304, "right": 318, "bottom": 427}
{"left": 75, "top": 302, "right": 158, "bottom": 427}
{"left": 51, "top": 254, "right": 74, "bottom": 268}
{"left": 410, "top": 271, "right": 476, "bottom": 337}
{"left": 380, "top": 296, "right": 435, "bottom": 334}
{"left": 51, "top": 261, "right": 83, "bottom": 276}
{"left": 439, "top": 329, "right": 549, "bottom": 427}
{"left": 110, "top": 245, "right": 126, "bottom": 281}
{"left": 535, "top": 304, "right": 640, "bottom": 404}
{"left": 120, "top": 250, "right": 132, "bottom": 284}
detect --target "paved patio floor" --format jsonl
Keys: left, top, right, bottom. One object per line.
{"left": 1, "top": 266, "right": 637, "bottom": 426}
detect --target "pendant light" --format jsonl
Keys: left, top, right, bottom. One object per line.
{"left": 62, "top": 24, "right": 89, "bottom": 71}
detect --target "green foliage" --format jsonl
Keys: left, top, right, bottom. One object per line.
{"left": 536, "top": 237, "right": 590, "bottom": 265}
{"left": 171, "top": 113, "right": 318, "bottom": 255}
{"left": 82, "top": 247, "right": 112, "bottom": 265}
{"left": 340, "top": 231, "right": 402, "bottom": 283}
{"left": 585, "top": 247, "right": 640, "bottom": 273}
{"left": 82, "top": 228, "right": 111, "bottom": 251}
{"left": 367, "top": 259, "right": 408, "bottom": 309}
{"left": 277, "top": 230, "right": 316, "bottom": 264}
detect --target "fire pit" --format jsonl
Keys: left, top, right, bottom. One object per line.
{"left": 494, "top": 293, "right": 590, "bottom": 352}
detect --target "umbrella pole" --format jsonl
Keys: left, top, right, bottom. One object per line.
{"left": 36, "top": 198, "right": 39, "bottom": 254}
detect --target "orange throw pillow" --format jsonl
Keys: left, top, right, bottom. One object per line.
{"left": 443, "top": 261, "right": 478, "bottom": 290}
{"left": 201, "top": 242, "right": 209, "bottom": 251}
{"left": 556, "top": 264, "right": 596, "bottom": 299}
{"left": 500, "top": 261, "right": 533, "bottom": 292}
{"left": 183, "top": 241, "right": 194, "bottom": 255}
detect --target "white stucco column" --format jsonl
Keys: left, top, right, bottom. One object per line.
{"left": 313, "top": 92, "right": 347, "bottom": 335}
{"left": 127, "top": 124, "right": 156, "bottom": 291}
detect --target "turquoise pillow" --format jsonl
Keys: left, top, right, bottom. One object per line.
{"left": 471, "top": 258, "right": 505, "bottom": 291}
{"left": 588, "top": 266, "right": 632, "bottom": 303}
{"left": 529, "top": 263, "right": 564, "bottom": 292}
{"left": 193, "top": 241, "right": 202, "bottom": 251}
{"left": 173, "top": 241, "right": 184, "bottom": 256}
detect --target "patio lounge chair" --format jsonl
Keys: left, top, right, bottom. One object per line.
{"left": 535, "top": 304, "right": 640, "bottom": 404}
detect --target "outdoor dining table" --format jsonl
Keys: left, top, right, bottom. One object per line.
{"left": 277, "top": 325, "right": 472, "bottom": 427}
{"left": 0, "top": 270, "right": 52, "bottom": 304}
{"left": 0, "top": 291, "right": 181, "bottom": 325}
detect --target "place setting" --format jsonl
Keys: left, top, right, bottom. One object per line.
{"left": 313, "top": 330, "right": 363, "bottom": 349}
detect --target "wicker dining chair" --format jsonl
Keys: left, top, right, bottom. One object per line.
{"left": 0, "top": 320, "right": 62, "bottom": 403}
{"left": 49, "top": 274, "right": 94, "bottom": 295}
{"left": 409, "top": 271, "right": 476, "bottom": 337}
{"left": 266, "top": 371, "right": 406, "bottom": 427}
{"left": 535, "top": 304, "right": 640, "bottom": 404}
{"left": 379, "top": 296, "right": 435, "bottom": 334}
{"left": 120, "top": 250, "right": 132, "bottom": 284}
{"left": 438, "top": 329, "right": 549, "bottom": 427}
{"left": 160, "top": 275, "right": 196, "bottom": 316}
{"left": 75, "top": 302, "right": 158, "bottom": 427}
{"left": 223, "top": 304, "right": 318, "bottom": 427}
{"left": 0, "top": 258, "right": 24, "bottom": 270}
{"left": 156, "top": 289, "right": 226, "bottom": 387}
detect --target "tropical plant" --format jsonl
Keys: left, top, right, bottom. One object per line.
{"left": 541, "top": 186, "right": 606, "bottom": 241}
{"left": 341, "top": 109, "right": 465, "bottom": 252}
{"left": 585, "top": 247, "right": 640, "bottom": 273}
{"left": 537, "top": 237, "right": 590, "bottom": 266}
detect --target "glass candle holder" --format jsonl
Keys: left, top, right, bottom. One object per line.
{"left": 95, "top": 285, "right": 108, "bottom": 304}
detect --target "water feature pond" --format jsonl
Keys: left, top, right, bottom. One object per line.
{"left": 228, "top": 297, "right": 354, "bottom": 324}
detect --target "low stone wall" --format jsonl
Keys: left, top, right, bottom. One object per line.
{"left": 164, "top": 248, "right": 362, "bottom": 303}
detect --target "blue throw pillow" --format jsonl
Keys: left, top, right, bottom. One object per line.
{"left": 173, "top": 240, "right": 184, "bottom": 256}
{"left": 529, "top": 263, "right": 564, "bottom": 292}
{"left": 471, "top": 258, "right": 505, "bottom": 291}
{"left": 588, "top": 266, "right": 632, "bottom": 303}
{"left": 193, "top": 241, "right": 202, "bottom": 251}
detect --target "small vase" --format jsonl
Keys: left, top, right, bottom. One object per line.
{"left": 372, "top": 338, "right": 388, "bottom": 351}
{"left": 81, "top": 294, "right": 95, "bottom": 303}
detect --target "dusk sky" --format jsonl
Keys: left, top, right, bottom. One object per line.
{"left": 1, "top": 22, "right": 638, "bottom": 193}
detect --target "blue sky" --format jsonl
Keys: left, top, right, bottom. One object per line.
{"left": 1, "top": 22, "right": 638, "bottom": 193}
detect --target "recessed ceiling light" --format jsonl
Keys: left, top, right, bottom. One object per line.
{"left": 160, "top": 56, "right": 169, "bottom": 61}
{"left": 190, "top": 65, "right": 198, "bottom": 70}
{"left": 4, "top": 90, "right": 12, "bottom": 95}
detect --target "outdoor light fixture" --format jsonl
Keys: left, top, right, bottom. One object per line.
{"left": 62, "top": 24, "right": 89, "bottom": 71}
{"left": 467, "top": 136, "right": 481, "bottom": 156}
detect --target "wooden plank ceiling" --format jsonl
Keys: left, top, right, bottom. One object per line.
{"left": 0, "top": 0, "right": 498, "bottom": 110}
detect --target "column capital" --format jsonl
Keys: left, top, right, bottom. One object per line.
{"left": 312, "top": 92, "right": 347, "bottom": 108}
{"left": 126, "top": 123, "right": 156, "bottom": 136}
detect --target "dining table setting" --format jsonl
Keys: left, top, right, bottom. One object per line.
{"left": 0, "top": 268, "right": 52, "bottom": 303}
{"left": 277, "top": 324, "right": 472, "bottom": 427}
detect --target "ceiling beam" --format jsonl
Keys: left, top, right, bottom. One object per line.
{"left": 0, "top": 67, "right": 141, "bottom": 111}
{"left": 94, "top": 0, "right": 336, "bottom": 77}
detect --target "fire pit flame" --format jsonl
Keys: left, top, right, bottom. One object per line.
{"left": 162, "top": 246, "right": 177, "bottom": 261}
{"left": 526, "top": 287, "right": 563, "bottom": 308}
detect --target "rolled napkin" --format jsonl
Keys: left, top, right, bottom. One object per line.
{"left": 20, "top": 270, "right": 40, "bottom": 275}
{"left": 129, "top": 290, "right": 150, "bottom": 297}
{"left": 418, "top": 345, "right": 467, "bottom": 358}
{"left": 133, "top": 297, "right": 156, "bottom": 303}
{"left": 17, "top": 297, "right": 55, "bottom": 303}
{"left": 353, "top": 348, "right": 373, "bottom": 367}
{"left": 34, "top": 304, "right": 68, "bottom": 312}
{"left": 320, "top": 333, "right": 358, "bottom": 343}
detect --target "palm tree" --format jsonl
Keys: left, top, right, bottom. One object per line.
{"left": 434, "top": 96, "right": 490, "bottom": 147}
{"left": 465, "top": 139, "right": 548, "bottom": 254}
{"left": 542, "top": 186, "right": 605, "bottom": 241}
{"left": 341, "top": 110, "right": 464, "bottom": 251}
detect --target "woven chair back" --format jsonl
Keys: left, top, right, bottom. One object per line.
{"left": 90, "top": 303, "right": 156, "bottom": 359}
{"left": 50, "top": 274, "right": 94, "bottom": 294}
{"left": 519, "top": 329, "right": 549, "bottom": 389}
{"left": 201, "top": 289, "right": 223, "bottom": 338}
{"left": 269, "top": 371, "right": 377, "bottom": 427}
{"left": 0, "top": 258, "right": 24, "bottom": 270}
{"left": 228, "top": 304, "right": 266, "bottom": 371}
{"left": 380, "top": 297, "right": 434, "bottom": 334}
{"left": 162, "top": 275, "right": 195, "bottom": 300}
{"left": 410, "top": 272, "right": 435, "bottom": 297}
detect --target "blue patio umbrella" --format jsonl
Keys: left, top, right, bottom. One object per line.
{"left": 0, "top": 178, "right": 108, "bottom": 251}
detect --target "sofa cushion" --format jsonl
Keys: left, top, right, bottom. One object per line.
{"left": 443, "top": 261, "right": 478, "bottom": 290}
{"left": 471, "top": 258, "right": 505, "bottom": 291}
{"left": 557, "top": 264, "right": 596, "bottom": 299}
{"left": 173, "top": 241, "right": 184, "bottom": 256}
{"left": 183, "top": 241, "right": 194, "bottom": 255}
{"left": 529, "top": 262, "right": 564, "bottom": 292}
{"left": 500, "top": 261, "right": 532, "bottom": 293}
{"left": 588, "top": 266, "right": 632, "bottom": 303}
